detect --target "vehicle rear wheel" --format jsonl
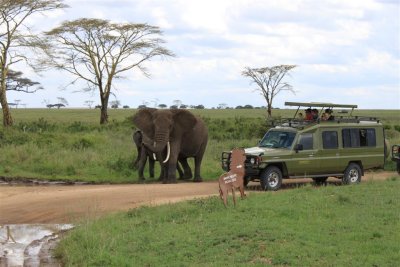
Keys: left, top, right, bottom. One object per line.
{"left": 312, "top": 177, "right": 328, "bottom": 185}
{"left": 342, "top": 163, "right": 362, "bottom": 185}
{"left": 260, "top": 166, "right": 282, "bottom": 191}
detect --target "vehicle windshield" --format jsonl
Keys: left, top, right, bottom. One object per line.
{"left": 259, "top": 131, "right": 296, "bottom": 149}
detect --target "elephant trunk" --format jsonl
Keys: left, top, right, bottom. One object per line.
{"left": 153, "top": 142, "right": 171, "bottom": 163}
{"left": 152, "top": 130, "right": 169, "bottom": 153}
{"left": 151, "top": 130, "right": 170, "bottom": 163}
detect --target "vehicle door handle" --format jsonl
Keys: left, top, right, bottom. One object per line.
{"left": 308, "top": 154, "right": 314, "bottom": 157}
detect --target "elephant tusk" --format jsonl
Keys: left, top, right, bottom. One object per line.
{"left": 153, "top": 141, "right": 157, "bottom": 160}
{"left": 162, "top": 142, "right": 171, "bottom": 163}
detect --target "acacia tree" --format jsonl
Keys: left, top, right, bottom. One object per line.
{"left": 43, "top": 18, "right": 174, "bottom": 124}
{"left": 6, "top": 69, "right": 43, "bottom": 93}
{"left": 0, "top": 0, "right": 67, "bottom": 126}
{"left": 242, "top": 65, "right": 296, "bottom": 117}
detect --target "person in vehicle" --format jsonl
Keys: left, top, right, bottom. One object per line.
{"left": 297, "top": 112, "right": 304, "bottom": 121}
{"left": 312, "top": 109, "right": 319, "bottom": 121}
{"left": 324, "top": 108, "right": 335, "bottom": 121}
{"left": 305, "top": 108, "right": 313, "bottom": 121}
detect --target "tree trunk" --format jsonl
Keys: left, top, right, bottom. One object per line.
{"left": 100, "top": 105, "right": 108, "bottom": 124}
{"left": 99, "top": 95, "right": 109, "bottom": 124}
{"left": 267, "top": 107, "right": 272, "bottom": 117}
{"left": 0, "top": 99, "right": 13, "bottom": 127}
{"left": 0, "top": 70, "right": 13, "bottom": 127}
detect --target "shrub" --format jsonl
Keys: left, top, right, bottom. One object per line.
{"left": 17, "top": 118, "right": 57, "bottom": 133}
{"left": 72, "top": 138, "right": 94, "bottom": 150}
{"left": 67, "top": 121, "right": 90, "bottom": 132}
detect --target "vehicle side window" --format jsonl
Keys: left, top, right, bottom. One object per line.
{"left": 298, "top": 133, "right": 313, "bottom": 150}
{"left": 342, "top": 128, "right": 376, "bottom": 148}
{"left": 322, "top": 131, "right": 338, "bottom": 149}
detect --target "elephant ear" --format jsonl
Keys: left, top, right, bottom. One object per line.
{"left": 172, "top": 109, "right": 197, "bottom": 130}
{"left": 132, "top": 108, "right": 156, "bottom": 138}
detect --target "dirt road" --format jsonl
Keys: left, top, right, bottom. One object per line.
{"left": 0, "top": 171, "right": 397, "bottom": 224}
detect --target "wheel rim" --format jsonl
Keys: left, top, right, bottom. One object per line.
{"left": 268, "top": 172, "right": 279, "bottom": 187}
{"left": 349, "top": 168, "right": 359, "bottom": 183}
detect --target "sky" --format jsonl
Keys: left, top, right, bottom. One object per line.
{"left": 7, "top": 0, "right": 400, "bottom": 109}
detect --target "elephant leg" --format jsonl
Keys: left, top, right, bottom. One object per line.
{"left": 166, "top": 159, "right": 178, "bottom": 184}
{"left": 161, "top": 164, "right": 169, "bottom": 184}
{"left": 133, "top": 154, "right": 140, "bottom": 170}
{"left": 177, "top": 162, "right": 184, "bottom": 180}
{"left": 158, "top": 163, "right": 167, "bottom": 181}
{"left": 193, "top": 155, "right": 204, "bottom": 182}
{"left": 138, "top": 149, "right": 147, "bottom": 181}
{"left": 133, "top": 131, "right": 142, "bottom": 170}
{"left": 178, "top": 158, "right": 192, "bottom": 180}
{"left": 193, "top": 141, "right": 207, "bottom": 182}
{"left": 149, "top": 158, "right": 155, "bottom": 178}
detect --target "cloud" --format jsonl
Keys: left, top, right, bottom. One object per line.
{"left": 6, "top": 0, "right": 399, "bottom": 109}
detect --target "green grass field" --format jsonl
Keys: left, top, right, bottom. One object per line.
{"left": 0, "top": 108, "right": 399, "bottom": 182}
{"left": 56, "top": 179, "right": 400, "bottom": 266}
{"left": 1, "top": 108, "right": 399, "bottom": 266}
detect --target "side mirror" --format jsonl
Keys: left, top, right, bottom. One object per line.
{"left": 294, "top": 144, "right": 303, "bottom": 153}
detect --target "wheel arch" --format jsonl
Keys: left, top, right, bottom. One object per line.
{"left": 265, "top": 162, "right": 289, "bottom": 178}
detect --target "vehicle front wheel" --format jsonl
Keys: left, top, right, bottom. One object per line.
{"left": 260, "top": 166, "right": 282, "bottom": 191}
{"left": 342, "top": 163, "right": 362, "bottom": 185}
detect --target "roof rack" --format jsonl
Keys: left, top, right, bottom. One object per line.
{"left": 268, "top": 116, "right": 380, "bottom": 130}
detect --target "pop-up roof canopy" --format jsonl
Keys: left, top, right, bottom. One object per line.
{"left": 285, "top": 102, "right": 357, "bottom": 109}
{"left": 285, "top": 102, "right": 358, "bottom": 118}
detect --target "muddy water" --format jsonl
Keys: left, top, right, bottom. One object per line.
{"left": 0, "top": 224, "right": 73, "bottom": 267}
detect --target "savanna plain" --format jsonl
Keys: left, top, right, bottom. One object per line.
{"left": 1, "top": 108, "right": 399, "bottom": 266}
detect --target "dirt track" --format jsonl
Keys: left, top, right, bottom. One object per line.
{"left": 0, "top": 171, "right": 397, "bottom": 224}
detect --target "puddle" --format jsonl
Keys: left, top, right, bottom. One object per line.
{"left": 0, "top": 224, "right": 74, "bottom": 267}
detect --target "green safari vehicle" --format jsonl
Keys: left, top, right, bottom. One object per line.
{"left": 221, "top": 102, "right": 387, "bottom": 191}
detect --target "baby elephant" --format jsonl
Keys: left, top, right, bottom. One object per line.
{"left": 218, "top": 148, "right": 247, "bottom": 207}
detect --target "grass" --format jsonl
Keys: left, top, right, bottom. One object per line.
{"left": 56, "top": 178, "right": 400, "bottom": 266}
{"left": 0, "top": 108, "right": 399, "bottom": 182}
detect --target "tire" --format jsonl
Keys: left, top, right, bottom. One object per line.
{"left": 312, "top": 177, "right": 328, "bottom": 185}
{"left": 342, "top": 163, "right": 362, "bottom": 185}
{"left": 260, "top": 166, "right": 282, "bottom": 191}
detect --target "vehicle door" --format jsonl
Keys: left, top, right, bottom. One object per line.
{"left": 288, "top": 131, "right": 319, "bottom": 176}
{"left": 319, "top": 128, "right": 341, "bottom": 174}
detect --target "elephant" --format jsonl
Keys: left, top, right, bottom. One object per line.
{"left": 132, "top": 130, "right": 185, "bottom": 181}
{"left": 133, "top": 108, "right": 208, "bottom": 183}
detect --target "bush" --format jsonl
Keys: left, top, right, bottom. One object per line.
{"left": 72, "top": 137, "right": 94, "bottom": 150}
{"left": 17, "top": 118, "right": 57, "bottom": 133}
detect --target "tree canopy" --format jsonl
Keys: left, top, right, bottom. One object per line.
{"left": 242, "top": 65, "right": 296, "bottom": 117}
{"left": 42, "top": 18, "right": 175, "bottom": 124}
